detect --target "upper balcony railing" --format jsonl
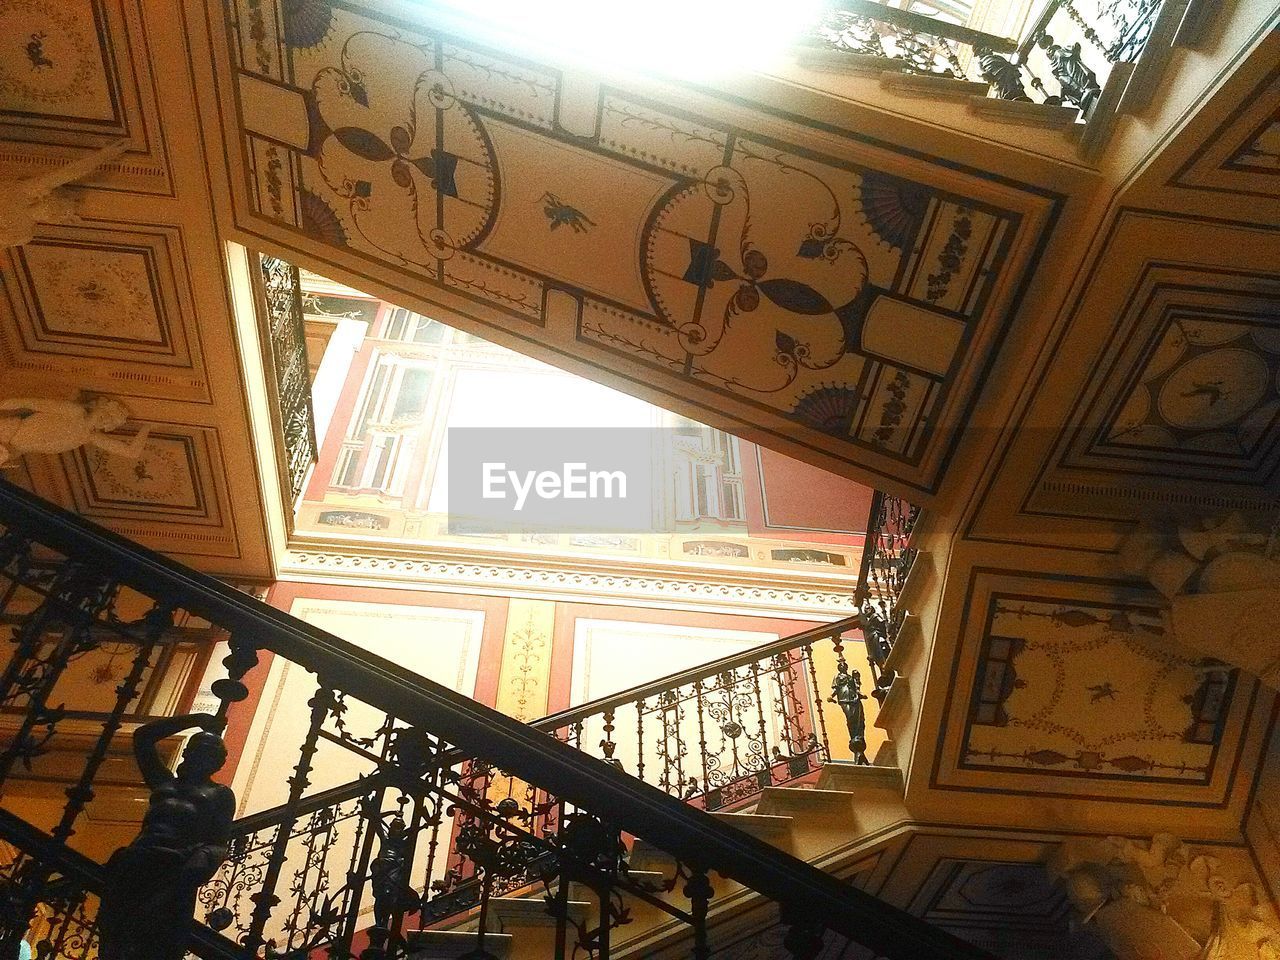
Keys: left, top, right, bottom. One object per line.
{"left": 253, "top": 254, "right": 318, "bottom": 508}
{"left": 0, "top": 480, "right": 987, "bottom": 960}
{"left": 808, "top": 0, "right": 1166, "bottom": 118}
{"left": 855, "top": 491, "right": 920, "bottom": 702}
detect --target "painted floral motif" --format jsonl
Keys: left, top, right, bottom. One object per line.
{"left": 23, "top": 250, "right": 161, "bottom": 343}
{"left": 925, "top": 206, "right": 973, "bottom": 303}
{"left": 0, "top": 0, "right": 103, "bottom": 110}
{"left": 302, "top": 31, "right": 497, "bottom": 267}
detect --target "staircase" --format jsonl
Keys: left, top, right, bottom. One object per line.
{"left": 410, "top": 764, "right": 910, "bottom": 959}
{"left": 788, "top": 0, "right": 1217, "bottom": 160}
{"left": 0, "top": 479, "right": 978, "bottom": 960}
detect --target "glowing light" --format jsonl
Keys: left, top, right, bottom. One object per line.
{"left": 427, "top": 0, "right": 827, "bottom": 80}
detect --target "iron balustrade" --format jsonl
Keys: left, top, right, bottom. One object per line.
{"left": 539, "top": 615, "right": 867, "bottom": 807}
{"left": 811, "top": 0, "right": 1166, "bottom": 116}
{"left": 855, "top": 492, "right": 920, "bottom": 703}
{"left": 254, "top": 253, "right": 319, "bottom": 508}
{"left": 202, "top": 616, "right": 869, "bottom": 939}
{"left": 0, "top": 480, "right": 988, "bottom": 960}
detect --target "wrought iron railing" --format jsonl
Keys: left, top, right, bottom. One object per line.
{"left": 255, "top": 254, "right": 318, "bottom": 506}
{"left": 540, "top": 616, "right": 866, "bottom": 805}
{"left": 0, "top": 480, "right": 989, "bottom": 960}
{"left": 810, "top": 0, "right": 1166, "bottom": 117}
{"left": 855, "top": 492, "right": 920, "bottom": 702}
{"left": 199, "top": 616, "right": 870, "bottom": 938}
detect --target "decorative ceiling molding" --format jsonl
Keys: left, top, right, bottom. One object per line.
{"left": 1, "top": 222, "right": 211, "bottom": 402}
{"left": 930, "top": 568, "right": 1267, "bottom": 808}
{"left": 280, "top": 545, "right": 857, "bottom": 618}
{"left": 963, "top": 208, "right": 1280, "bottom": 550}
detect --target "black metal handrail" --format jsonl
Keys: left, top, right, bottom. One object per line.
{"left": 214, "top": 613, "right": 865, "bottom": 931}
{"left": 253, "top": 254, "right": 319, "bottom": 507}
{"left": 811, "top": 0, "right": 1167, "bottom": 118}
{"left": 0, "top": 480, "right": 984, "bottom": 959}
{"left": 855, "top": 491, "right": 919, "bottom": 701}
{"left": 536, "top": 615, "right": 860, "bottom": 733}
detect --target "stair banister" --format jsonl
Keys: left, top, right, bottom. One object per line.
{"left": 0, "top": 480, "right": 988, "bottom": 959}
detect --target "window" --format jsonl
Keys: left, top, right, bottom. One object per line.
{"left": 332, "top": 358, "right": 431, "bottom": 495}
{"left": 332, "top": 444, "right": 363, "bottom": 488}
{"left": 720, "top": 477, "right": 744, "bottom": 520}
{"left": 385, "top": 307, "right": 412, "bottom": 340}
{"left": 385, "top": 307, "right": 448, "bottom": 343}
{"left": 694, "top": 463, "right": 716, "bottom": 517}
{"left": 674, "top": 425, "right": 745, "bottom": 523}
{"left": 351, "top": 363, "right": 392, "bottom": 437}
{"left": 391, "top": 368, "right": 432, "bottom": 422}
{"left": 411, "top": 317, "right": 447, "bottom": 343}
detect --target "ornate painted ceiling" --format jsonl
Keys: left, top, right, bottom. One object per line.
{"left": 213, "top": 0, "right": 1065, "bottom": 503}
{"left": 0, "top": 0, "right": 1277, "bottom": 930}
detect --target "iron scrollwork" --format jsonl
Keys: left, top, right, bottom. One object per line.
{"left": 258, "top": 254, "right": 318, "bottom": 505}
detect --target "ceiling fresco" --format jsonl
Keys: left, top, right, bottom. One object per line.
{"left": 0, "top": 0, "right": 170, "bottom": 192}
{"left": 0, "top": 0, "right": 122, "bottom": 136}
{"left": 218, "top": 0, "right": 1060, "bottom": 500}
{"left": 2, "top": 223, "right": 210, "bottom": 401}
{"left": 932, "top": 569, "right": 1267, "bottom": 807}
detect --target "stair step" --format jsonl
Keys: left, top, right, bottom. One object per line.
{"left": 1116, "top": 0, "right": 1191, "bottom": 115}
{"left": 487, "top": 895, "right": 593, "bottom": 928}
{"left": 880, "top": 72, "right": 992, "bottom": 101}
{"left": 561, "top": 869, "right": 671, "bottom": 905}
{"left": 1175, "top": 0, "right": 1215, "bottom": 48}
{"left": 408, "top": 930, "right": 514, "bottom": 959}
{"left": 895, "top": 551, "right": 932, "bottom": 614}
{"left": 873, "top": 739, "right": 899, "bottom": 768}
{"left": 792, "top": 46, "right": 890, "bottom": 76}
{"left": 629, "top": 839, "right": 678, "bottom": 871}
{"left": 966, "top": 95, "right": 1081, "bottom": 130}
{"left": 711, "top": 811, "right": 793, "bottom": 844}
{"left": 816, "top": 761, "right": 904, "bottom": 794}
{"left": 881, "top": 614, "right": 922, "bottom": 678}
{"left": 873, "top": 676, "right": 911, "bottom": 733}
{"left": 1078, "top": 62, "right": 1135, "bottom": 162}
{"left": 756, "top": 786, "right": 856, "bottom": 816}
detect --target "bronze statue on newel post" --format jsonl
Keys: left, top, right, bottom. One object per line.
{"left": 828, "top": 661, "right": 870, "bottom": 766}
{"left": 97, "top": 714, "right": 235, "bottom": 960}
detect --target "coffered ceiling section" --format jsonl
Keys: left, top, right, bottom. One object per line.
{"left": 0, "top": 0, "right": 171, "bottom": 192}
{"left": 213, "top": 0, "right": 1058, "bottom": 501}
{"left": 932, "top": 569, "right": 1269, "bottom": 809}
{"left": 0, "top": 221, "right": 264, "bottom": 574}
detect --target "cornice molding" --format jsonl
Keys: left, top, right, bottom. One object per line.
{"left": 280, "top": 546, "right": 857, "bottom": 618}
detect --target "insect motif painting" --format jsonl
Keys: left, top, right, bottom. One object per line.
{"left": 540, "top": 193, "right": 595, "bottom": 234}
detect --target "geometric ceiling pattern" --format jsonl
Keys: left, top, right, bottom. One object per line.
{"left": 215, "top": 0, "right": 1061, "bottom": 501}
{"left": 1057, "top": 267, "right": 1280, "bottom": 486}
{"left": 0, "top": 0, "right": 169, "bottom": 191}
{"left": 2, "top": 223, "right": 209, "bottom": 401}
{"left": 908, "top": 858, "right": 1105, "bottom": 959}
{"left": 931, "top": 569, "right": 1264, "bottom": 808}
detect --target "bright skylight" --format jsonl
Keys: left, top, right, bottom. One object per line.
{"left": 428, "top": 0, "right": 828, "bottom": 80}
